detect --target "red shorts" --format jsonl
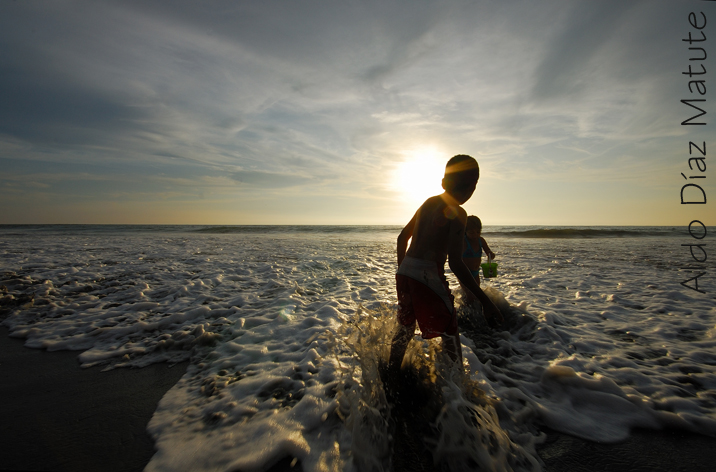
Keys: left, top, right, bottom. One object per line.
{"left": 396, "top": 274, "right": 457, "bottom": 339}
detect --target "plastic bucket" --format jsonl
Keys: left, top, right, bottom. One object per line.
{"left": 481, "top": 262, "right": 498, "bottom": 278}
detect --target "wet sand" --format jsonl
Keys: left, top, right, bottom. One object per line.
{"left": 2, "top": 327, "right": 715, "bottom": 472}
{"left": 537, "top": 426, "right": 716, "bottom": 472}
{"left": 0, "top": 327, "right": 188, "bottom": 472}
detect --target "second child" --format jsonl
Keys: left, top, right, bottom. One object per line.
{"left": 463, "top": 215, "right": 495, "bottom": 287}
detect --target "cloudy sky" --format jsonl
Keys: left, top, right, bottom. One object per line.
{"left": 1, "top": 0, "right": 712, "bottom": 225}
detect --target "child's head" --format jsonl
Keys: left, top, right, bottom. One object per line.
{"left": 442, "top": 154, "right": 479, "bottom": 203}
{"left": 466, "top": 215, "right": 482, "bottom": 236}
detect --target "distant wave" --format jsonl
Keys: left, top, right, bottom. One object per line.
{"left": 486, "top": 227, "right": 687, "bottom": 238}
{"left": 0, "top": 224, "right": 698, "bottom": 238}
{"left": 192, "top": 225, "right": 403, "bottom": 234}
{"left": 0, "top": 224, "right": 402, "bottom": 235}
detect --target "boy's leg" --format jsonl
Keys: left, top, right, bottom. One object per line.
{"left": 392, "top": 274, "right": 416, "bottom": 374}
{"left": 388, "top": 322, "right": 415, "bottom": 374}
{"left": 460, "top": 281, "right": 475, "bottom": 302}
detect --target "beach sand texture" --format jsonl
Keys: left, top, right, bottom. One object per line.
{"left": 0, "top": 327, "right": 187, "bottom": 472}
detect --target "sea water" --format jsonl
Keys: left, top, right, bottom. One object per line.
{"left": 1, "top": 225, "right": 714, "bottom": 471}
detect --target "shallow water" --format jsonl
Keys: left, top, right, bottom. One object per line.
{"left": 1, "top": 225, "right": 714, "bottom": 471}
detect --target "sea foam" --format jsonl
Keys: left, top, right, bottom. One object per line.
{"left": 1, "top": 226, "right": 715, "bottom": 471}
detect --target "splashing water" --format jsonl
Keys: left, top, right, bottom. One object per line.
{"left": 330, "top": 299, "right": 544, "bottom": 472}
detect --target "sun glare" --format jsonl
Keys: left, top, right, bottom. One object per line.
{"left": 392, "top": 148, "right": 445, "bottom": 204}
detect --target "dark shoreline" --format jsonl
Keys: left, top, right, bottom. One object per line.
{"left": 0, "top": 327, "right": 188, "bottom": 472}
{"left": 536, "top": 426, "right": 716, "bottom": 472}
{"left": 2, "top": 328, "right": 716, "bottom": 472}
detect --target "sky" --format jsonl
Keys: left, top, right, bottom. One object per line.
{"left": 0, "top": 0, "right": 713, "bottom": 225}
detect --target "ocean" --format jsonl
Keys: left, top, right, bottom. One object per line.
{"left": 1, "top": 225, "right": 714, "bottom": 471}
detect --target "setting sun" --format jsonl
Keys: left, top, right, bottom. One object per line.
{"left": 392, "top": 148, "right": 446, "bottom": 205}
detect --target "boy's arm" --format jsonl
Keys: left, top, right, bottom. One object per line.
{"left": 397, "top": 213, "right": 417, "bottom": 267}
{"left": 447, "top": 217, "right": 504, "bottom": 328}
{"left": 481, "top": 237, "right": 495, "bottom": 259}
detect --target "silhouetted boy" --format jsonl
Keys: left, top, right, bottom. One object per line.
{"left": 389, "top": 155, "right": 503, "bottom": 375}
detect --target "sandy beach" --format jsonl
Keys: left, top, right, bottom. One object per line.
{"left": 2, "top": 325, "right": 716, "bottom": 472}
{"left": 0, "top": 327, "right": 188, "bottom": 472}
{"left": 536, "top": 426, "right": 716, "bottom": 472}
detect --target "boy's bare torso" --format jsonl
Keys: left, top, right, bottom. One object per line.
{"left": 404, "top": 195, "right": 465, "bottom": 271}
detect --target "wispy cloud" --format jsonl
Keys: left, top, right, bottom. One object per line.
{"left": 0, "top": 0, "right": 708, "bottom": 224}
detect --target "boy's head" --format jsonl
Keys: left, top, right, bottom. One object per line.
{"left": 442, "top": 154, "right": 479, "bottom": 203}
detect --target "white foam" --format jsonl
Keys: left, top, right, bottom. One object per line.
{"left": 2, "top": 229, "right": 715, "bottom": 471}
